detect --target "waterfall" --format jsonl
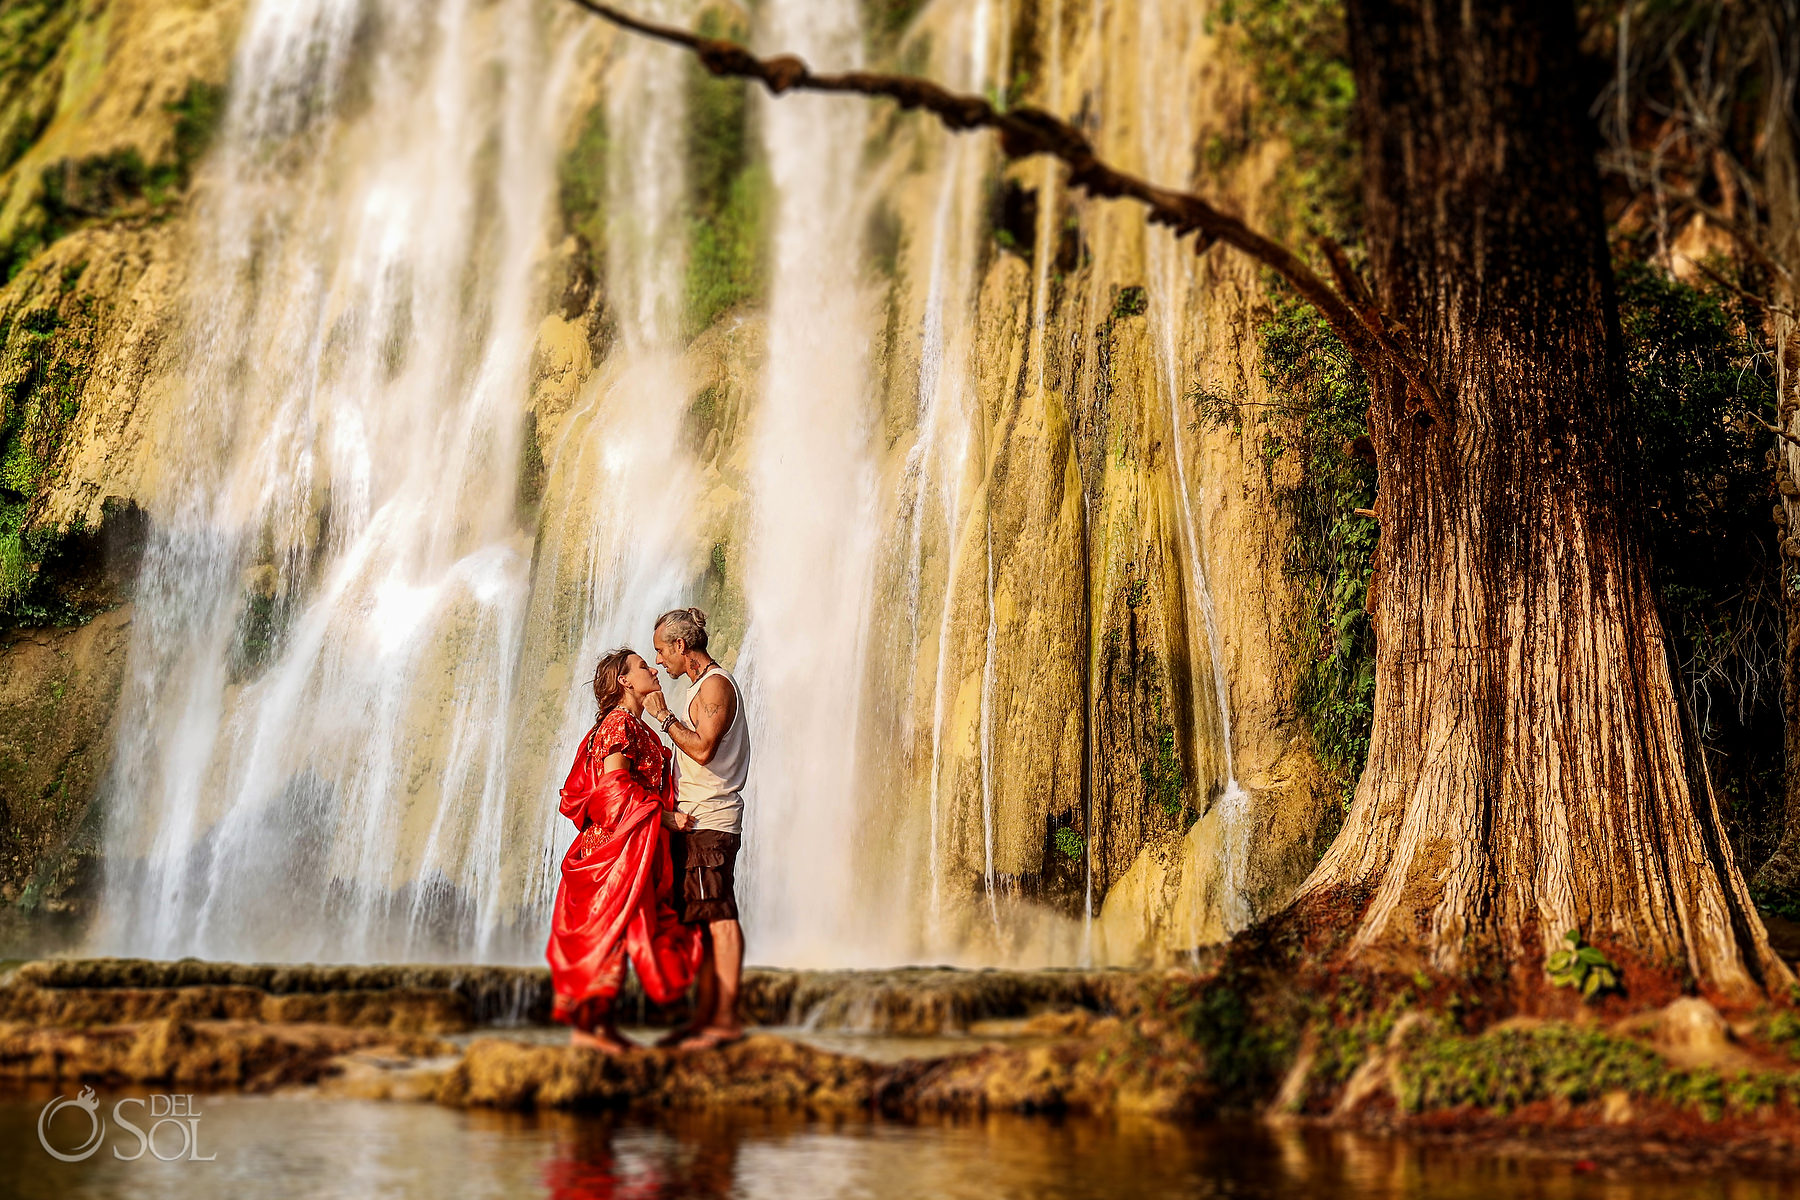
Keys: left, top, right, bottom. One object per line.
{"left": 1137, "top": 0, "right": 1254, "bottom": 936}
{"left": 514, "top": 0, "right": 708, "bottom": 931}
{"left": 734, "top": 0, "right": 881, "bottom": 965}
{"left": 94, "top": 0, "right": 580, "bottom": 962}
{"left": 79, "top": 0, "right": 1262, "bottom": 969}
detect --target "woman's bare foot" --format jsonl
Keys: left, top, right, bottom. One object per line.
{"left": 680, "top": 1025, "right": 745, "bottom": 1051}
{"left": 571, "top": 1028, "right": 632, "bottom": 1054}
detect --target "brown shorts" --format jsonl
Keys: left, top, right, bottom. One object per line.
{"left": 669, "top": 829, "right": 740, "bottom": 925}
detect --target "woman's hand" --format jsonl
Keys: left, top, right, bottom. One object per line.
{"left": 661, "top": 809, "right": 696, "bottom": 832}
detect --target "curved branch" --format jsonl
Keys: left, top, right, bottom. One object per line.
{"left": 564, "top": 0, "right": 1448, "bottom": 424}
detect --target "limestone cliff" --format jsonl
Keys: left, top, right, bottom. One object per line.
{"left": 0, "top": 0, "right": 241, "bottom": 935}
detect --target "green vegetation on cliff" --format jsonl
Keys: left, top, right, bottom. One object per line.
{"left": 1, "top": 77, "right": 225, "bottom": 283}
{"left": 683, "top": 9, "right": 768, "bottom": 337}
{"left": 1210, "top": 0, "right": 1357, "bottom": 240}
{"left": 0, "top": 0, "right": 79, "bottom": 181}
{"left": 0, "top": 276, "right": 95, "bottom": 623}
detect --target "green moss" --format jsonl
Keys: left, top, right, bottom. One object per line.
{"left": 683, "top": 10, "right": 768, "bottom": 336}
{"left": 559, "top": 101, "right": 609, "bottom": 262}
{"left": 1110, "top": 285, "right": 1147, "bottom": 321}
{"left": 1139, "top": 691, "right": 1186, "bottom": 820}
{"left": 0, "top": 288, "right": 96, "bottom": 623}
{"left": 0, "top": 75, "right": 223, "bottom": 283}
{"left": 165, "top": 78, "right": 226, "bottom": 188}
{"left": 1176, "top": 976, "right": 1299, "bottom": 1100}
{"left": 1393, "top": 1021, "right": 1798, "bottom": 1121}
{"left": 0, "top": 0, "right": 78, "bottom": 179}
{"left": 1054, "top": 825, "right": 1084, "bottom": 860}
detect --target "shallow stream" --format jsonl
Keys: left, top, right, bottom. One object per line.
{"left": 2, "top": 1083, "right": 1794, "bottom": 1199}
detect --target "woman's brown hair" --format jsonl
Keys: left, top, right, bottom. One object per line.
{"left": 590, "top": 647, "right": 637, "bottom": 722}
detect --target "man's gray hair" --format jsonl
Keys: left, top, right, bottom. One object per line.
{"left": 654, "top": 606, "right": 710, "bottom": 652}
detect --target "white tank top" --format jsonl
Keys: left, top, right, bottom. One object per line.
{"left": 674, "top": 663, "right": 749, "bottom": 835}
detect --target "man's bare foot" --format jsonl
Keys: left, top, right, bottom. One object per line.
{"left": 681, "top": 1025, "right": 745, "bottom": 1051}
{"left": 571, "top": 1028, "right": 632, "bottom": 1054}
{"left": 654, "top": 1026, "right": 701, "bottom": 1049}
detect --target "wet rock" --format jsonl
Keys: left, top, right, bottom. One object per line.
{"left": 0, "top": 1017, "right": 453, "bottom": 1091}
{"left": 1616, "top": 996, "right": 1761, "bottom": 1072}
{"left": 5, "top": 958, "right": 1143, "bottom": 1036}
{"left": 734, "top": 967, "right": 1146, "bottom": 1034}
{"left": 3, "top": 957, "right": 548, "bottom": 1030}
{"left": 435, "top": 1035, "right": 880, "bottom": 1112}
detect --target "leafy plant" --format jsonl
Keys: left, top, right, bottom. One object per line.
{"left": 1545, "top": 929, "right": 1621, "bottom": 1000}
{"left": 1054, "top": 825, "right": 1084, "bottom": 861}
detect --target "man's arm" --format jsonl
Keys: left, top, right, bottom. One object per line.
{"left": 646, "top": 675, "right": 735, "bottom": 765}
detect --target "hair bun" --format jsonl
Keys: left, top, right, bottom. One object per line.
{"left": 688, "top": 607, "right": 708, "bottom": 628}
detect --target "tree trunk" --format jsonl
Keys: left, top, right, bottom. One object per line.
{"left": 1294, "top": 0, "right": 1791, "bottom": 998}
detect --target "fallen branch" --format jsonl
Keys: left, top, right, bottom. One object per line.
{"left": 565, "top": 0, "right": 1449, "bottom": 427}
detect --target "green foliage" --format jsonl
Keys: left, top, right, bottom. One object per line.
{"left": 1054, "top": 825, "right": 1084, "bottom": 861}
{"left": 1179, "top": 982, "right": 1289, "bottom": 1097}
{"left": 1210, "top": 0, "right": 1357, "bottom": 239}
{"left": 1138, "top": 691, "right": 1186, "bottom": 819}
{"left": 1217, "top": 290, "right": 1374, "bottom": 809}
{"left": 1615, "top": 260, "right": 1783, "bottom": 873}
{"left": 684, "top": 9, "right": 768, "bottom": 336}
{"left": 1392, "top": 1021, "right": 1795, "bottom": 1121}
{"left": 1110, "top": 285, "right": 1147, "bottom": 321}
{"left": 1545, "top": 929, "right": 1621, "bottom": 1000}
{"left": 1763, "top": 1010, "right": 1800, "bottom": 1062}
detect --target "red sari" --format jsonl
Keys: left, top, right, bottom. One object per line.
{"left": 546, "top": 709, "right": 701, "bottom": 1031}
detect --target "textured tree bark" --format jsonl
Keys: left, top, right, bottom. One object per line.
{"left": 1294, "top": 0, "right": 1791, "bottom": 997}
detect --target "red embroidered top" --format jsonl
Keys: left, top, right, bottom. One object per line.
{"left": 593, "top": 708, "right": 668, "bottom": 793}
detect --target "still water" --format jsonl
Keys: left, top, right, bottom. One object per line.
{"left": 3, "top": 1086, "right": 1797, "bottom": 1200}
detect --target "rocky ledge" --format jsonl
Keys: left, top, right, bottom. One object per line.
{"left": 7, "top": 957, "right": 1800, "bottom": 1172}
{"left": 0, "top": 956, "right": 1149, "bottom": 1034}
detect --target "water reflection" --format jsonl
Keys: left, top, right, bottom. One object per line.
{"left": 1, "top": 1087, "right": 1794, "bottom": 1199}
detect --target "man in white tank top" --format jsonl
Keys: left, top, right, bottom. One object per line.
{"left": 645, "top": 606, "right": 749, "bottom": 1049}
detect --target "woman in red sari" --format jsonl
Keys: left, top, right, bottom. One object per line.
{"left": 547, "top": 647, "right": 702, "bottom": 1052}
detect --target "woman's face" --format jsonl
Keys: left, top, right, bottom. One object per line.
{"left": 621, "top": 653, "right": 660, "bottom": 699}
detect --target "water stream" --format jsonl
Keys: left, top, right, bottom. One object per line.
{"left": 2, "top": 1086, "right": 1782, "bottom": 1200}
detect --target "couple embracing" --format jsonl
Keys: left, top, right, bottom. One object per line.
{"left": 544, "top": 607, "right": 750, "bottom": 1053}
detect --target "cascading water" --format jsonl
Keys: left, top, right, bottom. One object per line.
{"left": 1137, "top": 0, "right": 1254, "bottom": 936}
{"left": 735, "top": 0, "right": 882, "bottom": 964}
{"left": 95, "top": 0, "right": 581, "bottom": 962}
{"left": 81, "top": 0, "right": 1263, "bottom": 969}
{"left": 513, "top": 0, "right": 710, "bottom": 929}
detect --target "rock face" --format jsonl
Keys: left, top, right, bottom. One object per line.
{"left": 0, "top": 0, "right": 1336, "bottom": 963}
{"left": 0, "top": 956, "right": 1156, "bottom": 1037}
{"left": 0, "top": 1016, "right": 453, "bottom": 1091}
{"left": 0, "top": 0, "right": 243, "bottom": 943}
